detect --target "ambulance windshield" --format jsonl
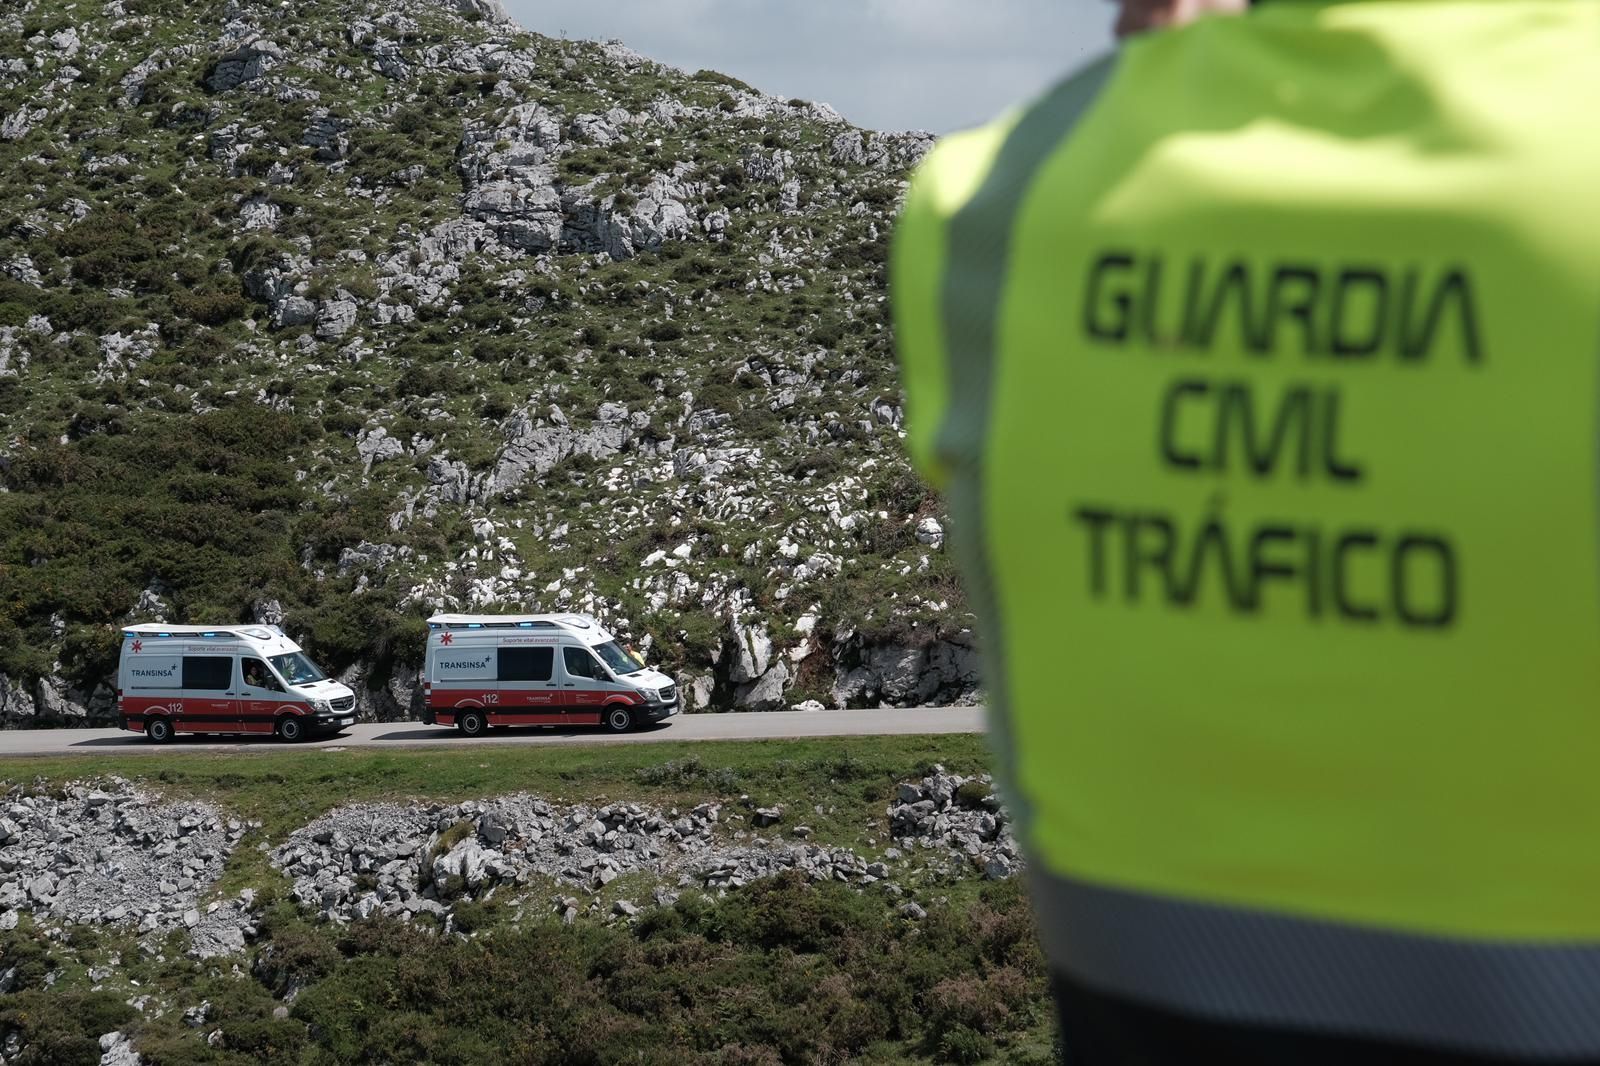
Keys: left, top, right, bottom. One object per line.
{"left": 270, "top": 652, "right": 327, "bottom": 686}
{"left": 594, "top": 640, "right": 644, "bottom": 676}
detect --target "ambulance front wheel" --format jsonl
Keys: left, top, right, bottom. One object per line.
{"left": 145, "top": 717, "right": 174, "bottom": 744}
{"left": 276, "top": 716, "right": 306, "bottom": 743}
{"left": 457, "top": 710, "right": 487, "bottom": 737}
{"left": 604, "top": 706, "right": 635, "bottom": 734}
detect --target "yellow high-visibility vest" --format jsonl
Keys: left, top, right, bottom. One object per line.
{"left": 893, "top": 1, "right": 1600, "bottom": 1056}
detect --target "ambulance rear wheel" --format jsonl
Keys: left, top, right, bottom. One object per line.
{"left": 276, "top": 716, "right": 305, "bottom": 743}
{"left": 604, "top": 706, "right": 635, "bottom": 734}
{"left": 146, "top": 718, "right": 174, "bottom": 744}
{"left": 458, "top": 710, "right": 486, "bottom": 738}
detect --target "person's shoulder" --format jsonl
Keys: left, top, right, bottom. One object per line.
{"left": 904, "top": 120, "right": 1017, "bottom": 227}
{"left": 910, "top": 54, "right": 1119, "bottom": 217}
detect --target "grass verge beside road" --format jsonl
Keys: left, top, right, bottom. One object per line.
{"left": 0, "top": 734, "right": 991, "bottom": 843}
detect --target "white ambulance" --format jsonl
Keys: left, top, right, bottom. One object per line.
{"left": 424, "top": 613, "right": 680, "bottom": 736}
{"left": 117, "top": 624, "right": 357, "bottom": 743}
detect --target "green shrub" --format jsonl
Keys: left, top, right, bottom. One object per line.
{"left": 254, "top": 915, "right": 343, "bottom": 998}
{"left": 171, "top": 289, "right": 248, "bottom": 325}
{"left": 956, "top": 779, "right": 993, "bottom": 809}
{"left": 926, "top": 968, "right": 1031, "bottom": 1038}
{"left": 13, "top": 867, "right": 1050, "bottom": 1064}
{"left": 321, "top": 411, "right": 362, "bottom": 436}
{"left": 0, "top": 989, "right": 135, "bottom": 1066}
{"left": 937, "top": 1024, "right": 997, "bottom": 1064}
{"left": 633, "top": 756, "right": 743, "bottom": 793}
{"left": 217, "top": 1017, "right": 308, "bottom": 1059}
{"left": 395, "top": 363, "right": 459, "bottom": 398}
{"left": 451, "top": 895, "right": 505, "bottom": 933}
{"left": 692, "top": 70, "right": 755, "bottom": 93}
{"left": 0, "top": 927, "right": 54, "bottom": 993}
{"left": 0, "top": 408, "right": 318, "bottom": 683}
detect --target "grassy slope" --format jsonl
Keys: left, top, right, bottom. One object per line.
{"left": 0, "top": 0, "right": 962, "bottom": 712}
{"left": 0, "top": 736, "right": 1059, "bottom": 1065}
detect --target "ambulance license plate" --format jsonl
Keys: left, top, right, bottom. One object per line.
{"left": 339, "top": 717, "right": 354, "bottom": 726}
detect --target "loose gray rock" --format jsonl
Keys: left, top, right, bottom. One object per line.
{"left": 887, "top": 770, "right": 1021, "bottom": 880}
{"left": 0, "top": 106, "right": 46, "bottom": 142}
{"left": 0, "top": 782, "right": 241, "bottom": 934}
{"left": 316, "top": 298, "right": 359, "bottom": 339}
{"left": 206, "top": 38, "right": 284, "bottom": 92}
{"left": 455, "top": 0, "right": 510, "bottom": 20}
{"left": 271, "top": 296, "right": 317, "bottom": 328}
{"left": 357, "top": 427, "right": 406, "bottom": 471}
{"left": 98, "top": 1030, "right": 142, "bottom": 1066}
{"left": 272, "top": 792, "right": 900, "bottom": 924}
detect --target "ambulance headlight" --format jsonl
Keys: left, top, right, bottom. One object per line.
{"left": 310, "top": 698, "right": 332, "bottom": 714}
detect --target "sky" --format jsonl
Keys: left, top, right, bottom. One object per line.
{"left": 503, "top": 1, "right": 1116, "bottom": 134}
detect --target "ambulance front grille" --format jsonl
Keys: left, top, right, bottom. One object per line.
{"left": 659, "top": 685, "right": 677, "bottom": 704}
{"left": 330, "top": 696, "right": 356, "bottom": 713}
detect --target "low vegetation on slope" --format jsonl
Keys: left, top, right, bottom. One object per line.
{"left": 0, "top": 0, "right": 973, "bottom": 728}
{"left": 0, "top": 736, "right": 1060, "bottom": 1064}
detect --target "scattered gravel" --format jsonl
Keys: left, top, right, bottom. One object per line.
{"left": 271, "top": 793, "right": 901, "bottom": 923}
{"left": 188, "top": 890, "right": 261, "bottom": 959}
{"left": 0, "top": 781, "right": 245, "bottom": 934}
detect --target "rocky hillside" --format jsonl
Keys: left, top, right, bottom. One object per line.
{"left": 0, "top": 0, "right": 975, "bottom": 725}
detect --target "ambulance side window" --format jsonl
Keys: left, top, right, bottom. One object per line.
{"left": 182, "top": 656, "right": 232, "bottom": 691}
{"left": 241, "top": 657, "right": 282, "bottom": 692}
{"left": 562, "top": 647, "right": 597, "bottom": 680}
{"left": 500, "top": 647, "right": 554, "bottom": 682}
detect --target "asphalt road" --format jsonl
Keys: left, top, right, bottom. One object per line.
{"left": 0, "top": 707, "right": 985, "bottom": 757}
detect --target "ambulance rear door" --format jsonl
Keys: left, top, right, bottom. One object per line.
{"left": 431, "top": 638, "right": 497, "bottom": 712}
{"left": 496, "top": 639, "right": 564, "bottom": 725}
{"left": 178, "top": 652, "right": 237, "bottom": 733}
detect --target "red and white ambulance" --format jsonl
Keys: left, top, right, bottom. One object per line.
{"left": 118, "top": 624, "right": 357, "bottom": 743}
{"left": 424, "top": 613, "right": 680, "bottom": 736}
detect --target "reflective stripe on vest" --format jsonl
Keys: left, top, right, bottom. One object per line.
{"left": 895, "top": 0, "right": 1600, "bottom": 1055}
{"left": 1031, "top": 867, "right": 1600, "bottom": 1058}
{"left": 927, "top": 56, "right": 1119, "bottom": 845}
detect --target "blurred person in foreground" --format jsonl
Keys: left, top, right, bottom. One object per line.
{"left": 892, "top": 0, "right": 1600, "bottom": 1062}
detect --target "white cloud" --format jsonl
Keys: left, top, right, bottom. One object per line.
{"left": 503, "top": 0, "right": 1113, "bottom": 132}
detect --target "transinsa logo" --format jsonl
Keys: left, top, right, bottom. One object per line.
{"left": 132, "top": 666, "right": 176, "bottom": 678}
{"left": 439, "top": 658, "right": 491, "bottom": 671}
